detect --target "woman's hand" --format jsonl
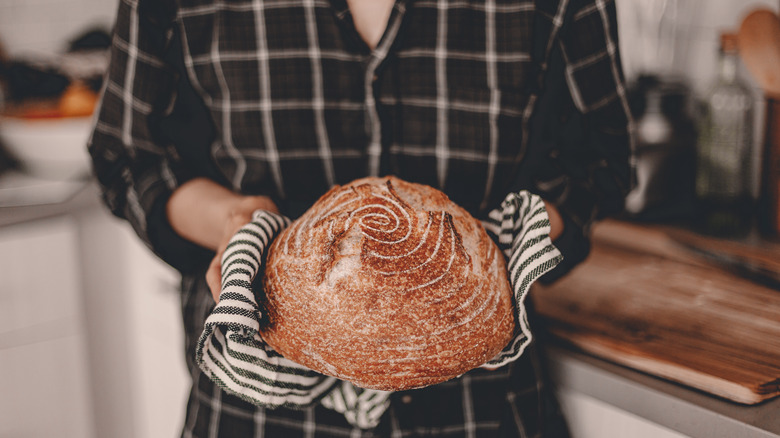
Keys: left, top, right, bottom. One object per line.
{"left": 167, "top": 178, "right": 279, "bottom": 302}
{"left": 203, "top": 196, "right": 278, "bottom": 302}
{"left": 542, "top": 200, "right": 564, "bottom": 241}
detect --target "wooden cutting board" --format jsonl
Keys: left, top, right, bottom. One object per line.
{"left": 532, "top": 220, "right": 780, "bottom": 404}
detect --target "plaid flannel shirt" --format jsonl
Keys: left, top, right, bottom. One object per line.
{"left": 88, "top": 0, "right": 632, "bottom": 436}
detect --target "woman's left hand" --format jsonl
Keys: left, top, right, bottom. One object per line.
{"left": 542, "top": 200, "right": 564, "bottom": 241}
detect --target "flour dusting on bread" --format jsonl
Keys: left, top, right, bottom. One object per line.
{"left": 261, "top": 176, "right": 515, "bottom": 391}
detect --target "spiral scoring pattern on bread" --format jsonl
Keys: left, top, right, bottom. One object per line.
{"left": 261, "top": 176, "right": 515, "bottom": 391}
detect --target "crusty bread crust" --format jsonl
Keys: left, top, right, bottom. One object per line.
{"left": 261, "top": 176, "right": 515, "bottom": 391}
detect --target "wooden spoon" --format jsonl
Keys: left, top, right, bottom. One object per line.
{"left": 738, "top": 9, "right": 780, "bottom": 98}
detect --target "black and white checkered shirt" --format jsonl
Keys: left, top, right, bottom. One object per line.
{"left": 89, "top": 0, "right": 633, "bottom": 436}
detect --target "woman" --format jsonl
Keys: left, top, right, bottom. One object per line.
{"left": 89, "top": 0, "right": 633, "bottom": 436}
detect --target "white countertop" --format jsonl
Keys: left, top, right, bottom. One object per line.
{"left": 0, "top": 176, "right": 99, "bottom": 227}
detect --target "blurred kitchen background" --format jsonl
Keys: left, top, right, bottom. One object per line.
{"left": 0, "top": 1, "right": 779, "bottom": 438}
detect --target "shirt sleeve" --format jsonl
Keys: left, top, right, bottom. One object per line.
{"left": 88, "top": 0, "right": 213, "bottom": 272}
{"left": 523, "top": 0, "right": 634, "bottom": 281}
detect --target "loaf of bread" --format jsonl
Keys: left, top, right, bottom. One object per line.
{"left": 261, "top": 176, "right": 515, "bottom": 391}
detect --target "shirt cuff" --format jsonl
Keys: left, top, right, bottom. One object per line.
{"left": 146, "top": 192, "right": 215, "bottom": 273}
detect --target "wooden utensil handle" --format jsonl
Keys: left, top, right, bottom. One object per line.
{"left": 760, "top": 98, "right": 780, "bottom": 237}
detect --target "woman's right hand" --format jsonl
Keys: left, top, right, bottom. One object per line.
{"left": 204, "top": 196, "right": 278, "bottom": 302}
{"left": 166, "top": 178, "right": 279, "bottom": 302}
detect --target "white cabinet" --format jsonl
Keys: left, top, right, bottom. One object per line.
{"left": 0, "top": 193, "right": 189, "bottom": 438}
{"left": 77, "top": 208, "right": 189, "bottom": 438}
{"left": 120, "top": 223, "right": 189, "bottom": 438}
{"left": 556, "top": 388, "right": 690, "bottom": 438}
{"left": 0, "top": 217, "right": 95, "bottom": 438}
{"left": 0, "top": 216, "right": 81, "bottom": 334}
{"left": 0, "top": 335, "right": 94, "bottom": 438}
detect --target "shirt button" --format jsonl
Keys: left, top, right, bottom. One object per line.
{"left": 372, "top": 74, "right": 379, "bottom": 82}
{"left": 401, "top": 395, "right": 412, "bottom": 404}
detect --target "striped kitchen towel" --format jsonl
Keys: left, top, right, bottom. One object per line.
{"left": 195, "top": 190, "right": 562, "bottom": 429}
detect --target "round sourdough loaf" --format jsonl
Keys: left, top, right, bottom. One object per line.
{"left": 261, "top": 176, "right": 515, "bottom": 391}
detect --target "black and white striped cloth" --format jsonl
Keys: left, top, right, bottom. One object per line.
{"left": 196, "top": 189, "right": 562, "bottom": 429}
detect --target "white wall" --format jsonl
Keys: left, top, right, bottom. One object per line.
{"left": 616, "top": 0, "right": 779, "bottom": 196}
{"left": 0, "top": 0, "right": 119, "bottom": 58}
{"left": 617, "top": 0, "right": 779, "bottom": 93}
{"left": 683, "top": 0, "right": 780, "bottom": 96}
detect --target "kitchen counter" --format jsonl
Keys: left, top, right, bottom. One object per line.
{"left": 534, "top": 219, "right": 780, "bottom": 438}
{"left": 3, "top": 182, "right": 778, "bottom": 437}
{"left": 0, "top": 174, "right": 100, "bottom": 227}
